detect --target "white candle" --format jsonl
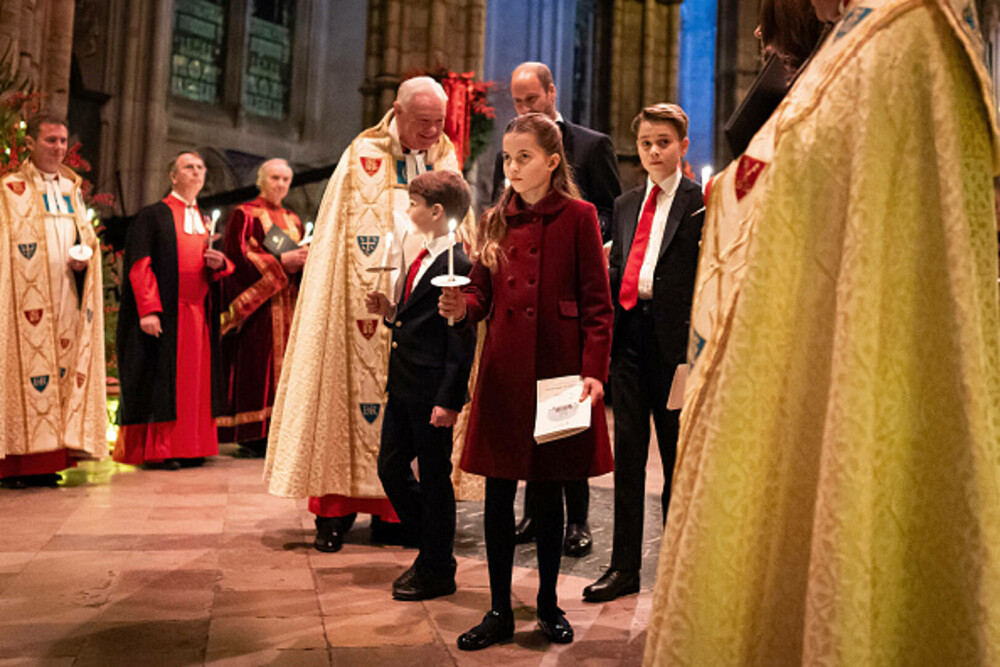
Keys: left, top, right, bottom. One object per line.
{"left": 381, "top": 231, "right": 394, "bottom": 268}
{"left": 447, "top": 219, "right": 457, "bottom": 278}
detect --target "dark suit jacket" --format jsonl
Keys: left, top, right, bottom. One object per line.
{"left": 608, "top": 176, "right": 704, "bottom": 373}
{"left": 385, "top": 244, "right": 476, "bottom": 412}
{"left": 492, "top": 118, "right": 621, "bottom": 240}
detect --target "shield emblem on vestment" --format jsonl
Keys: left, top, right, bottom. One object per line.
{"left": 359, "top": 403, "right": 381, "bottom": 424}
{"left": 734, "top": 155, "right": 767, "bottom": 202}
{"left": 6, "top": 181, "right": 25, "bottom": 195}
{"left": 30, "top": 375, "right": 49, "bottom": 392}
{"left": 86, "top": 309, "right": 93, "bottom": 323}
{"left": 360, "top": 157, "right": 383, "bottom": 177}
{"left": 357, "top": 235, "right": 379, "bottom": 257}
{"left": 357, "top": 319, "right": 378, "bottom": 340}
{"left": 18, "top": 243, "right": 37, "bottom": 260}
{"left": 76, "top": 372, "right": 86, "bottom": 388}
{"left": 59, "top": 367, "right": 67, "bottom": 378}
{"left": 24, "top": 309, "right": 43, "bottom": 325}
{"left": 60, "top": 338, "right": 71, "bottom": 350}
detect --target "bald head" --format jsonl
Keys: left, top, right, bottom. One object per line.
{"left": 510, "top": 62, "right": 557, "bottom": 120}
{"left": 393, "top": 76, "right": 448, "bottom": 152}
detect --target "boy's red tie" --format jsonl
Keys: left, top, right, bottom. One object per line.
{"left": 403, "top": 248, "right": 430, "bottom": 302}
{"left": 618, "top": 185, "right": 661, "bottom": 310}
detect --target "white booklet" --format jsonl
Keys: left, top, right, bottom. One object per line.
{"left": 534, "top": 375, "right": 592, "bottom": 444}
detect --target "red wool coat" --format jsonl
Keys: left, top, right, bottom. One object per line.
{"left": 459, "top": 190, "right": 614, "bottom": 481}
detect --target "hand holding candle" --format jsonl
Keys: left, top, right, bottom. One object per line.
{"left": 431, "top": 219, "right": 470, "bottom": 326}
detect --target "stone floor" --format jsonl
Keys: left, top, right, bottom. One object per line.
{"left": 0, "top": 418, "right": 668, "bottom": 666}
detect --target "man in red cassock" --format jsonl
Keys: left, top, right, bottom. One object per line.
{"left": 114, "top": 151, "right": 234, "bottom": 469}
{"left": 217, "top": 158, "right": 308, "bottom": 457}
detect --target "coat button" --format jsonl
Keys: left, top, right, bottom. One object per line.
{"left": 507, "top": 277, "right": 516, "bottom": 286}
{"left": 391, "top": 341, "right": 398, "bottom": 349}
{"left": 507, "top": 307, "right": 514, "bottom": 316}
{"left": 510, "top": 247, "right": 518, "bottom": 257}
{"left": 528, "top": 277, "right": 536, "bottom": 285}
{"left": 529, "top": 247, "right": 538, "bottom": 255}
{"left": 525, "top": 307, "right": 535, "bottom": 317}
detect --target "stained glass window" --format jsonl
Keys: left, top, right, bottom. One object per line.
{"left": 171, "top": 0, "right": 227, "bottom": 104}
{"left": 244, "top": 0, "right": 295, "bottom": 119}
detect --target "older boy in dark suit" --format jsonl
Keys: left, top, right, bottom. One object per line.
{"left": 366, "top": 170, "right": 476, "bottom": 601}
{"left": 584, "top": 103, "right": 704, "bottom": 602}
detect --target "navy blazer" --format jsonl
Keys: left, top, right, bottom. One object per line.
{"left": 492, "top": 118, "right": 621, "bottom": 240}
{"left": 608, "top": 176, "right": 704, "bottom": 368}
{"left": 385, "top": 243, "right": 476, "bottom": 411}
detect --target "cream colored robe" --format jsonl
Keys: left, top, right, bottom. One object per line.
{"left": 645, "top": 0, "right": 1000, "bottom": 664}
{"left": 265, "top": 110, "right": 481, "bottom": 500}
{"left": 0, "top": 161, "right": 107, "bottom": 462}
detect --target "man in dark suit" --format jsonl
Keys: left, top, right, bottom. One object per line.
{"left": 366, "top": 170, "right": 476, "bottom": 601}
{"left": 583, "top": 103, "right": 704, "bottom": 602}
{"left": 491, "top": 61, "right": 622, "bottom": 557}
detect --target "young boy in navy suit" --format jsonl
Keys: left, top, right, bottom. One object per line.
{"left": 365, "top": 170, "right": 476, "bottom": 601}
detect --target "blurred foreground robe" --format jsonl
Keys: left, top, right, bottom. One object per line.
{"left": 217, "top": 197, "right": 303, "bottom": 445}
{"left": 644, "top": 0, "right": 1000, "bottom": 664}
{"left": 115, "top": 195, "right": 234, "bottom": 464}
{"left": 264, "top": 109, "right": 482, "bottom": 509}
{"left": 0, "top": 160, "right": 107, "bottom": 476}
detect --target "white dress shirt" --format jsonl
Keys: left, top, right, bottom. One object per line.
{"left": 637, "top": 168, "right": 682, "bottom": 300}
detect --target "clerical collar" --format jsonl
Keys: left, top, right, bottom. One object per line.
{"left": 169, "top": 191, "right": 196, "bottom": 208}
{"left": 39, "top": 170, "right": 60, "bottom": 182}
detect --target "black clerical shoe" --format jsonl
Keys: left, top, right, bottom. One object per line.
{"left": 513, "top": 515, "right": 536, "bottom": 544}
{"left": 582, "top": 568, "right": 640, "bottom": 602}
{"left": 143, "top": 459, "right": 181, "bottom": 471}
{"left": 457, "top": 610, "right": 515, "bottom": 651}
{"left": 392, "top": 571, "right": 456, "bottom": 601}
{"left": 1, "top": 473, "right": 61, "bottom": 489}
{"left": 177, "top": 457, "right": 205, "bottom": 468}
{"left": 537, "top": 607, "right": 574, "bottom": 644}
{"left": 314, "top": 518, "right": 344, "bottom": 553}
{"left": 563, "top": 522, "right": 593, "bottom": 557}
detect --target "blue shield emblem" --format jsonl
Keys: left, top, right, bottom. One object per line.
{"left": 396, "top": 160, "right": 408, "bottom": 186}
{"left": 86, "top": 309, "right": 93, "bottom": 323}
{"left": 59, "top": 367, "right": 67, "bottom": 379}
{"left": 835, "top": 7, "right": 872, "bottom": 40}
{"left": 17, "top": 243, "right": 37, "bottom": 260}
{"left": 357, "top": 235, "right": 379, "bottom": 257}
{"left": 30, "top": 375, "right": 49, "bottom": 393}
{"left": 360, "top": 403, "right": 381, "bottom": 424}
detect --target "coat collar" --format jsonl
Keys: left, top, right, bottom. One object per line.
{"left": 503, "top": 189, "right": 572, "bottom": 220}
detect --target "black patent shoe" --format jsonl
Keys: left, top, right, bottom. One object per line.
{"left": 582, "top": 568, "right": 640, "bottom": 602}
{"left": 314, "top": 518, "right": 344, "bottom": 553}
{"left": 513, "top": 515, "right": 536, "bottom": 544}
{"left": 563, "top": 522, "right": 592, "bottom": 557}
{"left": 177, "top": 457, "right": 205, "bottom": 468}
{"left": 143, "top": 459, "right": 181, "bottom": 471}
{"left": 457, "top": 610, "right": 515, "bottom": 651}
{"left": 537, "top": 607, "right": 574, "bottom": 644}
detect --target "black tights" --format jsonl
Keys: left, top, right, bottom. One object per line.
{"left": 485, "top": 477, "right": 564, "bottom": 615}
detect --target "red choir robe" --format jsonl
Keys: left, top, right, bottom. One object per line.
{"left": 217, "top": 197, "right": 303, "bottom": 444}
{"left": 114, "top": 194, "right": 233, "bottom": 463}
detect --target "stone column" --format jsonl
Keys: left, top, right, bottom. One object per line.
{"left": 40, "top": 0, "right": 75, "bottom": 115}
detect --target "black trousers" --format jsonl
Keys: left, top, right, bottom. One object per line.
{"left": 377, "top": 394, "right": 456, "bottom": 577}
{"left": 485, "top": 477, "right": 564, "bottom": 615}
{"left": 609, "top": 303, "right": 680, "bottom": 572}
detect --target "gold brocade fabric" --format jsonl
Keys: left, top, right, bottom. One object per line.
{"left": 264, "top": 111, "right": 482, "bottom": 501}
{"left": 644, "top": 0, "right": 1000, "bottom": 664}
{"left": 0, "top": 161, "right": 107, "bottom": 461}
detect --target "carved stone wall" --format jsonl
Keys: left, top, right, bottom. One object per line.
{"left": 0, "top": 0, "right": 77, "bottom": 115}
{"left": 608, "top": 0, "right": 681, "bottom": 154}
{"left": 361, "top": 0, "right": 486, "bottom": 126}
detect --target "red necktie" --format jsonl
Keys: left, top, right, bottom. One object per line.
{"left": 618, "top": 185, "right": 661, "bottom": 310}
{"left": 403, "top": 248, "right": 430, "bottom": 302}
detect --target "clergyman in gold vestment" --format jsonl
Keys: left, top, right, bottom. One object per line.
{"left": 645, "top": 0, "right": 1000, "bottom": 664}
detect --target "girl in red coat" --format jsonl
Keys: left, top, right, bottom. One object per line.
{"left": 439, "top": 113, "right": 614, "bottom": 650}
